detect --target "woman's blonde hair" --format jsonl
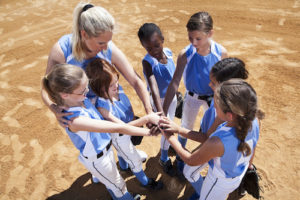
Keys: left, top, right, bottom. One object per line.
{"left": 72, "top": 2, "right": 115, "bottom": 61}
{"left": 215, "top": 79, "right": 264, "bottom": 156}
{"left": 85, "top": 58, "right": 119, "bottom": 103}
{"left": 42, "top": 64, "right": 86, "bottom": 106}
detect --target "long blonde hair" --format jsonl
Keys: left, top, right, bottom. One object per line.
{"left": 215, "top": 79, "right": 264, "bottom": 156}
{"left": 42, "top": 64, "right": 86, "bottom": 106}
{"left": 72, "top": 2, "right": 115, "bottom": 61}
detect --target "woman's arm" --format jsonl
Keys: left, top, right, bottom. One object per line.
{"left": 142, "top": 60, "right": 163, "bottom": 113}
{"left": 111, "top": 43, "right": 152, "bottom": 114}
{"left": 69, "top": 116, "right": 151, "bottom": 136}
{"left": 162, "top": 49, "right": 187, "bottom": 115}
{"left": 164, "top": 131, "right": 224, "bottom": 166}
{"left": 41, "top": 42, "right": 71, "bottom": 127}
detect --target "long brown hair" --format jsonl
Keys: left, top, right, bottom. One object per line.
{"left": 85, "top": 58, "right": 119, "bottom": 102}
{"left": 42, "top": 64, "right": 86, "bottom": 106}
{"left": 215, "top": 79, "right": 264, "bottom": 156}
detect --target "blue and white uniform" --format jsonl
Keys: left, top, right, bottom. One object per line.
{"left": 181, "top": 40, "right": 223, "bottom": 131}
{"left": 63, "top": 98, "right": 129, "bottom": 199}
{"left": 143, "top": 48, "right": 177, "bottom": 151}
{"left": 58, "top": 34, "right": 113, "bottom": 102}
{"left": 96, "top": 86, "right": 145, "bottom": 174}
{"left": 199, "top": 119, "right": 260, "bottom": 200}
{"left": 183, "top": 100, "right": 215, "bottom": 194}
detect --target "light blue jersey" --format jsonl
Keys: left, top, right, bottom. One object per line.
{"left": 143, "top": 48, "right": 175, "bottom": 98}
{"left": 58, "top": 34, "right": 113, "bottom": 99}
{"left": 208, "top": 119, "right": 260, "bottom": 178}
{"left": 95, "top": 85, "right": 134, "bottom": 123}
{"left": 200, "top": 99, "right": 216, "bottom": 134}
{"left": 63, "top": 98, "right": 111, "bottom": 158}
{"left": 183, "top": 40, "right": 223, "bottom": 96}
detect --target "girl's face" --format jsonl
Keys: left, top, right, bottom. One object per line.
{"left": 63, "top": 76, "right": 89, "bottom": 106}
{"left": 209, "top": 73, "right": 218, "bottom": 92}
{"left": 108, "top": 74, "right": 119, "bottom": 99}
{"left": 188, "top": 30, "right": 211, "bottom": 49}
{"left": 141, "top": 32, "right": 164, "bottom": 58}
{"left": 82, "top": 31, "right": 113, "bottom": 57}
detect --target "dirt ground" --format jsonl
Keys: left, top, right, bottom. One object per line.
{"left": 0, "top": 0, "right": 299, "bottom": 199}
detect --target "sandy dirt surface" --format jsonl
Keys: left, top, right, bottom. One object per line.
{"left": 0, "top": 0, "right": 300, "bottom": 199}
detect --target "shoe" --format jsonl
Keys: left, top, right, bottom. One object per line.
{"left": 142, "top": 178, "right": 163, "bottom": 190}
{"left": 188, "top": 192, "right": 200, "bottom": 200}
{"left": 91, "top": 176, "right": 100, "bottom": 184}
{"left": 159, "top": 159, "right": 176, "bottom": 177}
{"left": 133, "top": 194, "right": 141, "bottom": 200}
{"left": 136, "top": 149, "right": 147, "bottom": 163}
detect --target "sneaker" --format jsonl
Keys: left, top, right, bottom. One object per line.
{"left": 159, "top": 159, "right": 176, "bottom": 177}
{"left": 188, "top": 192, "right": 200, "bottom": 200}
{"left": 133, "top": 194, "right": 141, "bottom": 200}
{"left": 91, "top": 175, "right": 100, "bottom": 184}
{"left": 142, "top": 178, "right": 163, "bottom": 190}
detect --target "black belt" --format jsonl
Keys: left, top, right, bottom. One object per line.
{"left": 84, "top": 140, "right": 112, "bottom": 159}
{"left": 188, "top": 91, "right": 212, "bottom": 101}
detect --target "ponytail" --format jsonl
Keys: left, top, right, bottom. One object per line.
{"left": 42, "top": 75, "right": 64, "bottom": 106}
{"left": 72, "top": 3, "right": 115, "bottom": 61}
{"left": 215, "top": 79, "right": 264, "bottom": 157}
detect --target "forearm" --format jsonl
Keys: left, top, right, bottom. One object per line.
{"left": 70, "top": 117, "right": 151, "bottom": 136}
{"left": 178, "top": 127, "right": 208, "bottom": 143}
{"left": 133, "top": 78, "right": 153, "bottom": 114}
{"left": 128, "top": 116, "right": 148, "bottom": 127}
{"left": 162, "top": 82, "right": 178, "bottom": 115}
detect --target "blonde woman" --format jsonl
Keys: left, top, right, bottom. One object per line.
{"left": 41, "top": 2, "right": 152, "bottom": 128}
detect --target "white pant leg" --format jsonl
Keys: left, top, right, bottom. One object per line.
{"left": 183, "top": 163, "right": 208, "bottom": 182}
{"left": 79, "top": 148, "right": 127, "bottom": 198}
{"left": 180, "top": 92, "right": 209, "bottom": 138}
{"left": 199, "top": 167, "right": 242, "bottom": 200}
{"left": 160, "top": 96, "right": 177, "bottom": 150}
{"left": 111, "top": 134, "right": 143, "bottom": 173}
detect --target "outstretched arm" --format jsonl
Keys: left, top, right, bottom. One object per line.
{"left": 142, "top": 60, "right": 163, "bottom": 113}
{"left": 163, "top": 130, "right": 224, "bottom": 166}
{"left": 159, "top": 116, "right": 208, "bottom": 143}
{"left": 111, "top": 43, "right": 152, "bottom": 114}
{"left": 162, "top": 49, "right": 187, "bottom": 115}
{"left": 69, "top": 116, "right": 152, "bottom": 136}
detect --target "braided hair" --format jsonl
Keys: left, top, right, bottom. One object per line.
{"left": 215, "top": 79, "right": 264, "bottom": 156}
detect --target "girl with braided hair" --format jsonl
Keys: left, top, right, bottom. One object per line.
{"left": 159, "top": 79, "right": 264, "bottom": 200}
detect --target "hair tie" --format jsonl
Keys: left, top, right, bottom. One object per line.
{"left": 82, "top": 4, "right": 94, "bottom": 12}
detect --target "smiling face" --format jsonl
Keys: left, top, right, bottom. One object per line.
{"left": 81, "top": 31, "right": 113, "bottom": 58}
{"left": 141, "top": 32, "right": 164, "bottom": 59}
{"left": 188, "top": 30, "right": 211, "bottom": 49}
{"left": 108, "top": 74, "right": 119, "bottom": 99}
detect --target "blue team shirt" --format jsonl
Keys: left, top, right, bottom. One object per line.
{"left": 95, "top": 85, "right": 134, "bottom": 123}
{"left": 63, "top": 98, "right": 111, "bottom": 158}
{"left": 58, "top": 34, "right": 113, "bottom": 99}
{"left": 200, "top": 99, "right": 216, "bottom": 133}
{"left": 143, "top": 48, "right": 175, "bottom": 98}
{"left": 208, "top": 119, "right": 260, "bottom": 178}
{"left": 183, "top": 40, "right": 223, "bottom": 96}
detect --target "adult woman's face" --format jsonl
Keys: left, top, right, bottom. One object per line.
{"left": 81, "top": 31, "right": 113, "bottom": 58}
